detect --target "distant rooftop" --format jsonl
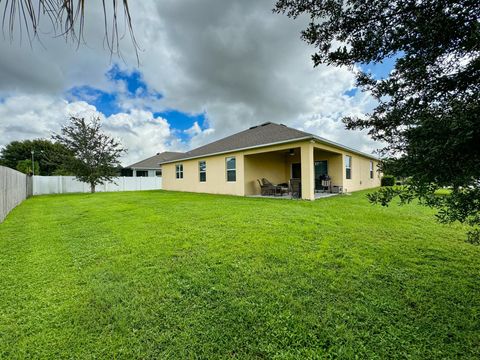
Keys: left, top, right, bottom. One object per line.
{"left": 126, "top": 151, "right": 185, "bottom": 169}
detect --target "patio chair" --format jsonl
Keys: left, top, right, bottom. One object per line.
{"left": 257, "top": 179, "right": 275, "bottom": 196}
{"left": 261, "top": 178, "right": 288, "bottom": 196}
{"left": 290, "top": 178, "right": 301, "bottom": 199}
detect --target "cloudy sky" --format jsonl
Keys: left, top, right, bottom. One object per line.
{"left": 0, "top": 0, "right": 390, "bottom": 166}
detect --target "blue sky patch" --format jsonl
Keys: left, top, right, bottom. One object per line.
{"left": 155, "top": 110, "right": 206, "bottom": 131}
{"left": 156, "top": 110, "right": 207, "bottom": 141}
{"left": 66, "top": 65, "right": 207, "bottom": 142}
{"left": 345, "top": 53, "right": 403, "bottom": 96}
{"left": 67, "top": 64, "right": 162, "bottom": 116}
{"left": 107, "top": 65, "right": 149, "bottom": 97}
{"left": 67, "top": 86, "right": 120, "bottom": 116}
{"left": 343, "top": 88, "right": 358, "bottom": 97}
{"left": 359, "top": 52, "right": 403, "bottom": 79}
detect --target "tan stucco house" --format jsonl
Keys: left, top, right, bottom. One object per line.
{"left": 160, "top": 122, "right": 381, "bottom": 200}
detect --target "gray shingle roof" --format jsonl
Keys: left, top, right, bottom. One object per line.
{"left": 161, "top": 122, "right": 312, "bottom": 163}
{"left": 127, "top": 151, "right": 185, "bottom": 169}
{"left": 160, "top": 122, "right": 379, "bottom": 163}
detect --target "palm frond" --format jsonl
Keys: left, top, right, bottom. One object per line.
{"left": 0, "top": 0, "right": 140, "bottom": 63}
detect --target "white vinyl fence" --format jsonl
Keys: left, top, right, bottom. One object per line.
{"left": 0, "top": 166, "right": 31, "bottom": 222}
{"left": 33, "top": 176, "right": 162, "bottom": 195}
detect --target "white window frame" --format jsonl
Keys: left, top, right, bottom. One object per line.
{"left": 175, "top": 164, "right": 183, "bottom": 179}
{"left": 226, "top": 156, "right": 236, "bottom": 182}
{"left": 199, "top": 161, "right": 206, "bottom": 182}
{"left": 369, "top": 161, "right": 374, "bottom": 179}
{"left": 345, "top": 155, "right": 352, "bottom": 180}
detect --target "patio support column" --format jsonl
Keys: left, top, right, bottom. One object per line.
{"left": 301, "top": 142, "right": 315, "bottom": 200}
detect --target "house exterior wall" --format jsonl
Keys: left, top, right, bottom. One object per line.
{"left": 310, "top": 148, "right": 344, "bottom": 188}
{"left": 162, "top": 151, "right": 246, "bottom": 196}
{"left": 284, "top": 150, "right": 300, "bottom": 179}
{"left": 244, "top": 152, "right": 288, "bottom": 196}
{"left": 244, "top": 141, "right": 347, "bottom": 198}
{"left": 163, "top": 141, "right": 308, "bottom": 197}
{"left": 233, "top": 140, "right": 316, "bottom": 198}
{"left": 341, "top": 153, "right": 381, "bottom": 192}
{"left": 319, "top": 152, "right": 343, "bottom": 188}
{"left": 161, "top": 139, "right": 380, "bottom": 199}
{"left": 284, "top": 150, "right": 343, "bottom": 187}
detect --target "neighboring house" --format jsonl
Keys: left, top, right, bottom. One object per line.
{"left": 160, "top": 122, "right": 381, "bottom": 200}
{"left": 124, "top": 152, "right": 184, "bottom": 177}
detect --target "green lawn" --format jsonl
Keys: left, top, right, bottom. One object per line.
{"left": 0, "top": 190, "right": 479, "bottom": 359}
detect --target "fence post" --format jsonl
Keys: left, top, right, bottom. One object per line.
{"left": 26, "top": 175, "right": 33, "bottom": 197}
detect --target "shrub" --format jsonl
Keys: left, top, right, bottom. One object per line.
{"left": 381, "top": 175, "right": 395, "bottom": 187}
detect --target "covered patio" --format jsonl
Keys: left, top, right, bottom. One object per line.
{"left": 243, "top": 142, "right": 344, "bottom": 200}
{"left": 247, "top": 192, "right": 340, "bottom": 200}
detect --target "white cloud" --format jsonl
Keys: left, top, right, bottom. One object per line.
{"left": 184, "top": 121, "right": 203, "bottom": 137}
{"left": 105, "top": 110, "right": 173, "bottom": 166}
{"left": 0, "top": 0, "right": 384, "bottom": 165}
{"left": 0, "top": 95, "right": 175, "bottom": 166}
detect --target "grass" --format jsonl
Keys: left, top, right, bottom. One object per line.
{"left": 0, "top": 190, "right": 479, "bottom": 359}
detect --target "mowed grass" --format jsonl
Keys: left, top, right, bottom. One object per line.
{"left": 0, "top": 190, "right": 479, "bottom": 359}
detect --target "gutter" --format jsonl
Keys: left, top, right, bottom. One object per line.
{"left": 311, "top": 136, "right": 380, "bottom": 161}
{"left": 160, "top": 136, "right": 379, "bottom": 165}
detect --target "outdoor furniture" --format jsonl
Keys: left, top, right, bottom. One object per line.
{"left": 315, "top": 174, "right": 332, "bottom": 193}
{"left": 331, "top": 185, "right": 343, "bottom": 194}
{"left": 276, "top": 182, "right": 289, "bottom": 196}
{"left": 257, "top": 179, "right": 275, "bottom": 196}
{"left": 258, "top": 178, "right": 289, "bottom": 196}
{"left": 290, "top": 178, "right": 301, "bottom": 199}
{"left": 320, "top": 175, "right": 332, "bottom": 193}
{"left": 262, "top": 178, "right": 289, "bottom": 196}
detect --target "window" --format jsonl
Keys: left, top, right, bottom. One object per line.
{"left": 226, "top": 156, "right": 236, "bottom": 182}
{"left": 199, "top": 161, "right": 206, "bottom": 182}
{"left": 136, "top": 170, "right": 148, "bottom": 177}
{"left": 175, "top": 164, "right": 183, "bottom": 179}
{"left": 156, "top": 169, "right": 162, "bottom": 177}
{"left": 369, "top": 161, "right": 374, "bottom": 179}
{"left": 345, "top": 155, "right": 352, "bottom": 179}
{"left": 291, "top": 163, "right": 301, "bottom": 179}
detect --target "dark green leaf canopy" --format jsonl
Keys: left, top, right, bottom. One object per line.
{"left": 53, "top": 117, "right": 126, "bottom": 193}
{"left": 0, "top": 139, "right": 73, "bottom": 176}
{"left": 275, "top": 0, "right": 480, "bottom": 242}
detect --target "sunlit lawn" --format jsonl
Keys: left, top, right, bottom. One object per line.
{"left": 0, "top": 190, "right": 478, "bottom": 358}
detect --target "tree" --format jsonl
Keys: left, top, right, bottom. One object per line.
{"left": 16, "top": 159, "right": 39, "bottom": 175}
{"left": 53, "top": 116, "right": 126, "bottom": 193}
{"left": 0, "top": 139, "right": 73, "bottom": 175}
{"left": 274, "top": 1, "right": 480, "bottom": 242}
{"left": 0, "top": 0, "right": 139, "bottom": 61}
